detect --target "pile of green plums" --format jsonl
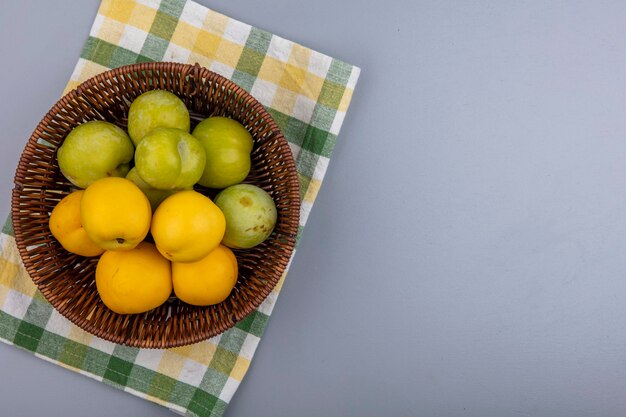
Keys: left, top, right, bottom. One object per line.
{"left": 57, "top": 90, "right": 277, "bottom": 249}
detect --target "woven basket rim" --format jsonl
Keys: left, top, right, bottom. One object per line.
{"left": 11, "top": 62, "right": 300, "bottom": 348}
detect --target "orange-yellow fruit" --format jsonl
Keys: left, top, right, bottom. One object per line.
{"left": 172, "top": 245, "right": 238, "bottom": 306}
{"left": 81, "top": 177, "right": 151, "bottom": 251}
{"left": 95, "top": 242, "right": 172, "bottom": 314}
{"left": 48, "top": 191, "right": 104, "bottom": 257}
{"left": 151, "top": 190, "right": 225, "bottom": 262}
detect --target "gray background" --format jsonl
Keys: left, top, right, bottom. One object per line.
{"left": 2, "top": 1, "right": 626, "bottom": 416}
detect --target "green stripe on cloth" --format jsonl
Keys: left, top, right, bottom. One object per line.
{"left": 158, "top": 0, "right": 186, "bottom": 18}
{"left": 2, "top": 217, "right": 13, "bottom": 236}
{"left": 151, "top": 11, "right": 180, "bottom": 40}
{"left": 234, "top": 309, "right": 268, "bottom": 337}
{"left": 232, "top": 28, "right": 273, "bottom": 91}
{"left": 81, "top": 37, "right": 154, "bottom": 66}
{"left": 0, "top": 0, "right": 360, "bottom": 416}
{"left": 140, "top": 34, "right": 170, "bottom": 61}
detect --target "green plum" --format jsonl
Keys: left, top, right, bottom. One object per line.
{"left": 125, "top": 167, "right": 181, "bottom": 211}
{"left": 57, "top": 120, "right": 134, "bottom": 188}
{"left": 192, "top": 117, "right": 253, "bottom": 189}
{"left": 134, "top": 128, "right": 206, "bottom": 190}
{"left": 214, "top": 184, "right": 277, "bottom": 249}
{"left": 127, "top": 90, "right": 190, "bottom": 146}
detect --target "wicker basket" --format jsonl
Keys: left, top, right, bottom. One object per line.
{"left": 11, "top": 62, "right": 300, "bottom": 348}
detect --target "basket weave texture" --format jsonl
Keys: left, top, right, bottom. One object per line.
{"left": 11, "top": 62, "right": 300, "bottom": 348}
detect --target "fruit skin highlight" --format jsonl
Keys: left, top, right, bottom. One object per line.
{"left": 214, "top": 184, "right": 277, "bottom": 249}
{"left": 48, "top": 190, "right": 105, "bottom": 257}
{"left": 57, "top": 120, "right": 134, "bottom": 188}
{"left": 134, "top": 128, "right": 206, "bottom": 190}
{"left": 96, "top": 242, "right": 172, "bottom": 314}
{"left": 172, "top": 244, "right": 238, "bottom": 306}
{"left": 192, "top": 117, "right": 253, "bottom": 189}
{"left": 81, "top": 177, "right": 152, "bottom": 251}
{"left": 127, "top": 90, "right": 190, "bottom": 146}
{"left": 151, "top": 190, "right": 226, "bottom": 263}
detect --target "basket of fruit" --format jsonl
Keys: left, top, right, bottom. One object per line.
{"left": 11, "top": 62, "right": 300, "bottom": 348}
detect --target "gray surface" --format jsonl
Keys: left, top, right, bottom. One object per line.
{"left": 3, "top": 1, "right": 626, "bottom": 416}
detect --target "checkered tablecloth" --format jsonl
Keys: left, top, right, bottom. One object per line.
{"left": 0, "top": 0, "right": 360, "bottom": 416}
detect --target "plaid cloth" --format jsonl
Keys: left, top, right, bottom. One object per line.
{"left": 0, "top": 0, "right": 359, "bottom": 416}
